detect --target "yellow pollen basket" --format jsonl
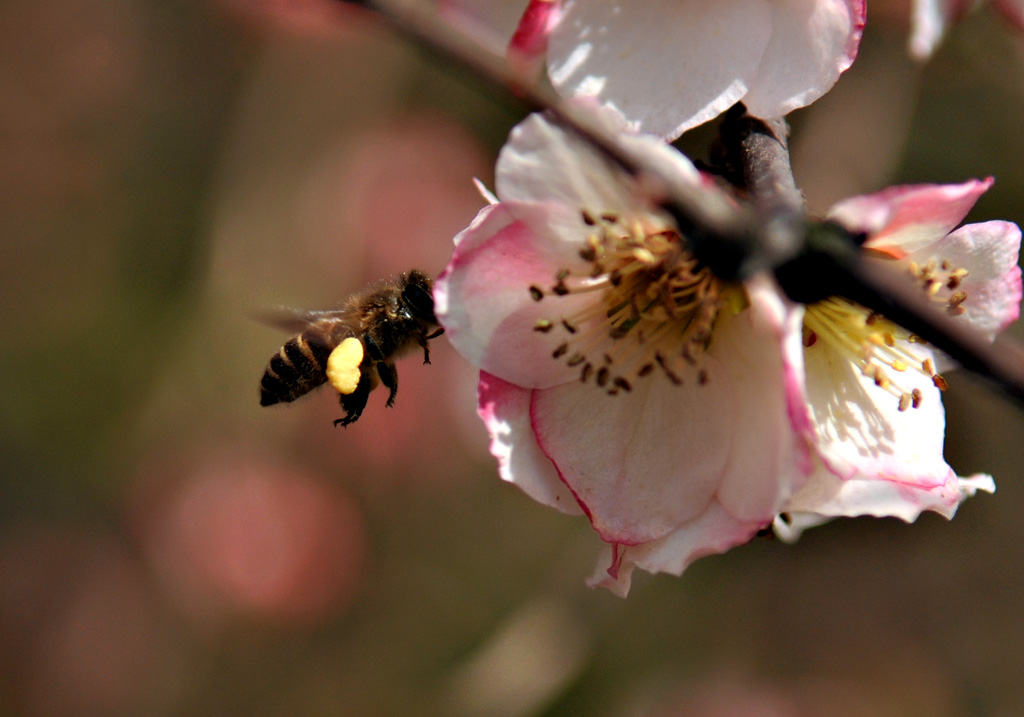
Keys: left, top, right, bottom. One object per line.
{"left": 326, "top": 337, "right": 365, "bottom": 395}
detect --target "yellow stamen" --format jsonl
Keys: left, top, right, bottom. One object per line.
{"left": 803, "top": 249, "right": 971, "bottom": 409}
{"left": 531, "top": 209, "right": 726, "bottom": 392}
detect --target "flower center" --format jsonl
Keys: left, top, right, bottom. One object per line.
{"left": 906, "top": 256, "right": 971, "bottom": 316}
{"left": 529, "top": 210, "right": 725, "bottom": 394}
{"left": 803, "top": 256, "right": 969, "bottom": 411}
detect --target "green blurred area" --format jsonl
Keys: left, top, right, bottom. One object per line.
{"left": 2, "top": 2, "right": 1024, "bottom": 716}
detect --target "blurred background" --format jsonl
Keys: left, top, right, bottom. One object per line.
{"left": 2, "top": 1, "right": 1024, "bottom": 715}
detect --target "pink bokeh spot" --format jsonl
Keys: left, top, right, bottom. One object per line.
{"left": 139, "top": 454, "right": 366, "bottom": 626}
{"left": 0, "top": 525, "right": 167, "bottom": 717}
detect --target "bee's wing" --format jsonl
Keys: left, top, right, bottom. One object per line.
{"left": 254, "top": 306, "right": 351, "bottom": 333}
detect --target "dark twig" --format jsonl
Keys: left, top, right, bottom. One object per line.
{"left": 713, "top": 106, "right": 806, "bottom": 272}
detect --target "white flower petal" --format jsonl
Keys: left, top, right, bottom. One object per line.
{"left": 530, "top": 281, "right": 806, "bottom": 545}
{"left": 743, "top": 0, "right": 864, "bottom": 119}
{"left": 803, "top": 338, "right": 952, "bottom": 487}
{"left": 772, "top": 510, "right": 830, "bottom": 543}
{"left": 776, "top": 467, "right": 995, "bottom": 542}
{"left": 546, "top": 0, "right": 774, "bottom": 139}
{"left": 496, "top": 107, "right": 701, "bottom": 212}
{"left": 496, "top": 109, "right": 637, "bottom": 212}
{"left": 530, "top": 370, "right": 733, "bottom": 545}
{"left": 711, "top": 277, "right": 813, "bottom": 521}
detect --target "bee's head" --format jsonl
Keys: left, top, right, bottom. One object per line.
{"left": 402, "top": 270, "right": 438, "bottom": 325}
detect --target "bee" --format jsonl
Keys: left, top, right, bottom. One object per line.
{"left": 259, "top": 269, "right": 444, "bottom": 427}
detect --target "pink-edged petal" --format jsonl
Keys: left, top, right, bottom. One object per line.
{"left": 713, "top": 276, "right": 813, "bottom": 520}
{"left": 803, "top": 339, "right": 952, "bottom": 487}
{"left": 530, "top": 280, "right": 806, "bottom": 546}
{"left": 904, "top": 220, "right": 1023, "bottom": 337}
{"left": 586, "top": 502, "right": 764, "bottom": 597}
{"left": 775, "top": 467, "right": 995, "bottom": 542}
{"left": 828, "top": 179, "right": 994, "bottom": 257}
{"left": 508, "top": 0, "right": 560, "bottom": 71}
{"left": 477, "top": 371, "right": 584, "bottom": 515}
{"left": 436, "top": 202, "right": 604, "bottom": 389}
{"left": 438, "top": 0, "right": 530, "bottom": 55}
{"left": 545, "top": 0, "right": 774, "bottom": 140}
{"left": 496, "top": 108, "right": 632, "bottom": 212}
{"left": 743, "top": 0, "right": 864, "bottom": 119}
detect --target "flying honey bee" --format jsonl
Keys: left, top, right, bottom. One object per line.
{"left": 259, "top": 269, "right": 444, "bottom": 427}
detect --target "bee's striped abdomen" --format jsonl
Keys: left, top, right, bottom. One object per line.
{"left": 259, "top": 328, "right": 336, "bottom": 406}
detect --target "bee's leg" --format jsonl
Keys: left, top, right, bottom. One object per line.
{"left": 363, "top": 333, "right": 385, "bottom": 362}
{"left": 415, "top": 332, "right": 433, "bottom": 365}
{"left": 334, "top": 367, "right": 372, "bottom": 427}
{"left": 377, "top": 362, "right": 398, "bottom": 407}
{"left": 419, "top": 327, "right": 445, "bottom": 364}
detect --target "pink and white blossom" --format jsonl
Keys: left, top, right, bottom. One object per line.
{"left": 778, "top": 179, "right": 1022, "bottom": 540}
{"left": 440, "top": 0, "right": 865, "bottom": 140}
{"left": 436, "top": 109, "right": 1021, "bottom": 595}
{"left": 437, "top": 110, "right": 812, "bottom": 595}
